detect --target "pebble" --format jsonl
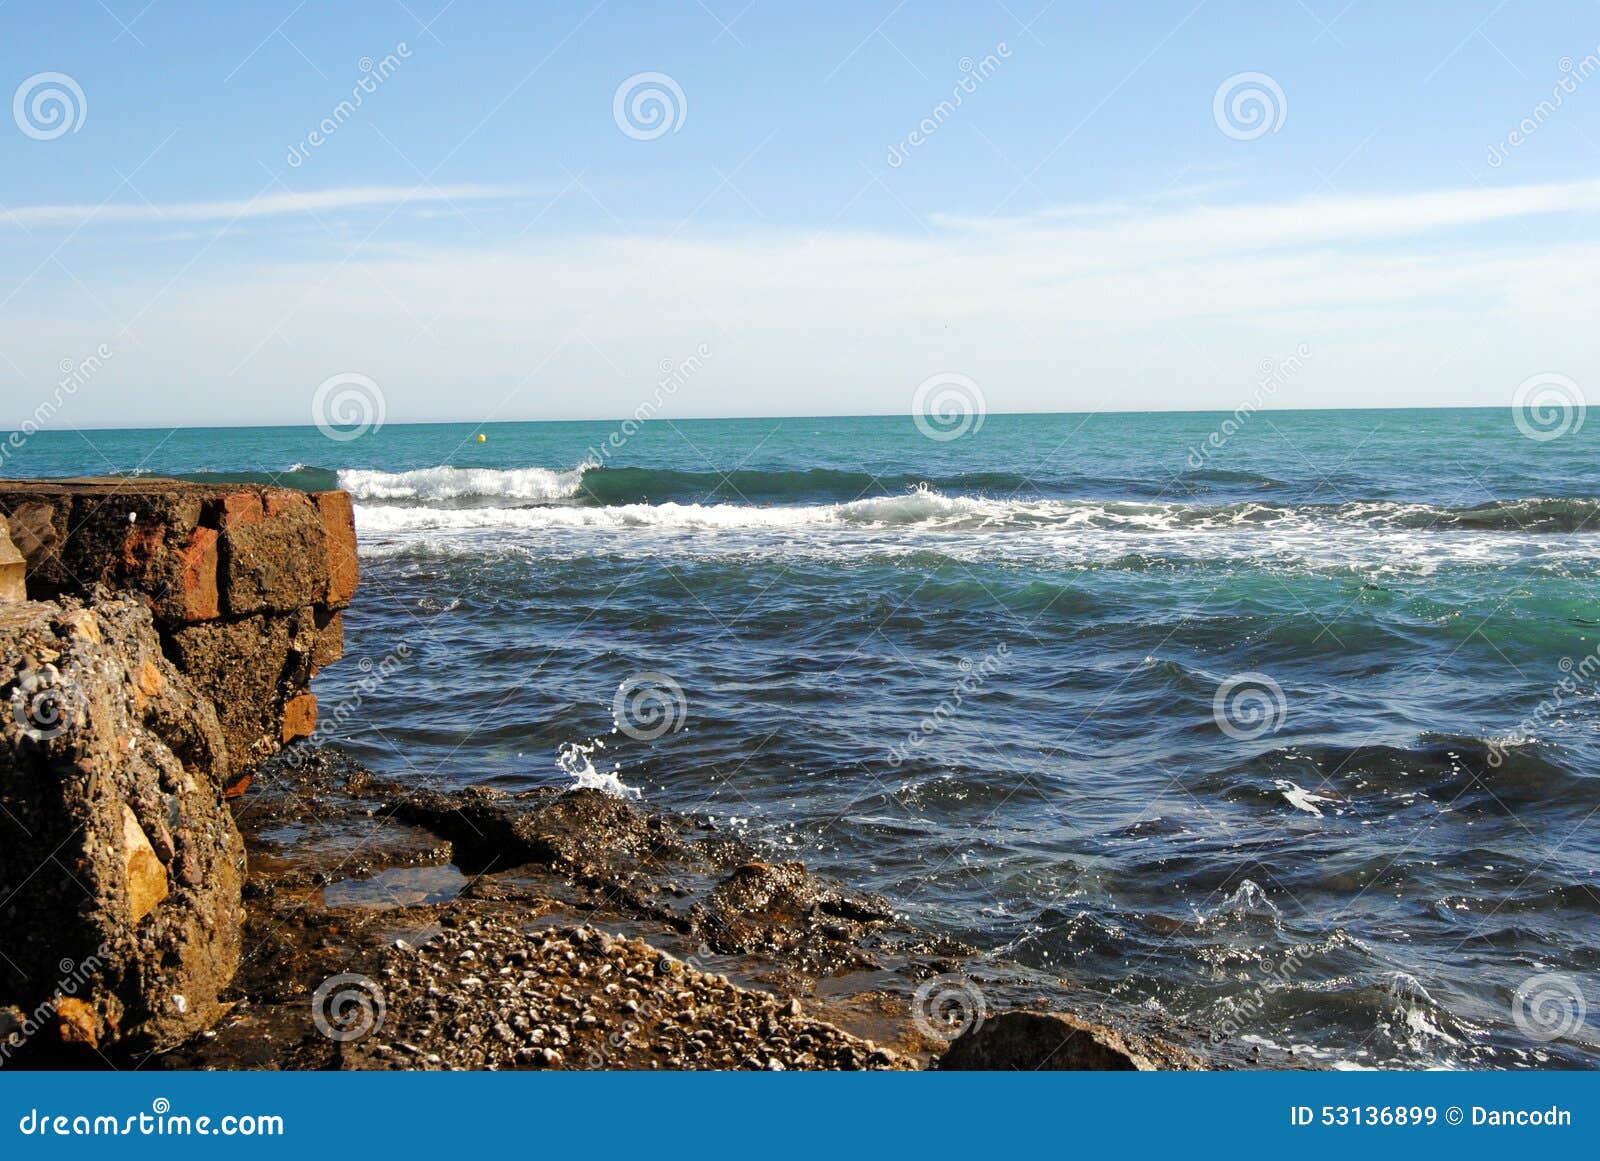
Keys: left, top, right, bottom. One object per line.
{"left": 353, "top": 922, "right": 905, "bottom": 1072}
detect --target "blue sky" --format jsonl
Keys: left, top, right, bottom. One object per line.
{"left": 3, "top": 0, "right": 1600, "bottom": 426}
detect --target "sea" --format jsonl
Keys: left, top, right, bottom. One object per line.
{"left": 14, "top": 407, "right": 1600, "bottom": 1069}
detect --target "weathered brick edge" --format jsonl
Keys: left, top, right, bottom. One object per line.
{"left": 0, "top": 478, "right": 358, "bottom": 769}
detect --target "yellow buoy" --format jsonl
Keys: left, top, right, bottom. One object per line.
{"left": 477, "top": 433, "right": 487, "bottom": 442}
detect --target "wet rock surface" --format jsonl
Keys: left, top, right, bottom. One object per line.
{"left": 144, "top": 745, "right": 1234, "bottom": 1072}
{"left": 0, "top": 594, "right": 244, "bottom": 1059}
{"left": 936, "top": 1009, "right": 1202, "bottom": 1071}
{"left": 346, "top": 921, "right": 907, "bottom": 1071}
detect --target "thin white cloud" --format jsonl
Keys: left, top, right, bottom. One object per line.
{"left": 0, "top": 184, "right": 527, "bottom": 229}
{"left": 934, "top": 177, "right": 1600, "bottom": 256}
{"left": 3, "top": 175, "right": 1599, "bottom": 424}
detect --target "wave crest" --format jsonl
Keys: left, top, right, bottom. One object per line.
{"left": 337, "top": 463, "right": 594, "bottom": 503}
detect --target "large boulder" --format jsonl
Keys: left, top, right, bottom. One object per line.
{"left": 0, "top": 595, "right": 245, "bottom": 1060}
{"left": 936, "top": 1009, "right": 1201, "bottom": 1071}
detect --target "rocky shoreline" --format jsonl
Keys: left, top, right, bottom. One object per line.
{"left": 0, "top": 478, "right": 1246, "bottom": 1071}
{"left": 145, "top": 745, "right": 1215, "bottom": 1070}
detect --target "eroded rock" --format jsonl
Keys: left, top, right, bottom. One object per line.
{"left": 387, "top": 785, "right": 691, "bottom": 874}
{"left": 0, "top": 479, "right": 358, "bottom": 769}
{"left": 0, "top": 595, "right": 245, "bottom": 1060}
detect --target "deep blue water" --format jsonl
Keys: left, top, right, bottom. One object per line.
{"left": 12, "top": 408, "right": 1600, "bottom": 1068}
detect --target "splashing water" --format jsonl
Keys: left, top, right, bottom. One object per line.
{"left": 556, "top": 738, "right": 641, "bottom": 799}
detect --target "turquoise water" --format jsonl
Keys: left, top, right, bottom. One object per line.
{"left": 13, "top": 408, "right": 1600, "bottom": 1067}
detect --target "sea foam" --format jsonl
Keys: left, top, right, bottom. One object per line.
{"left": 337, "top": 463, "right": 594, "bottom": 502}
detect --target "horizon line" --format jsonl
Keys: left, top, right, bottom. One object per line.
{"left": 48, "top": 402, "right": 1516, "bottom": 434}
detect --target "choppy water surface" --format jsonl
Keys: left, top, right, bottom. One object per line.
{"left": 20, "top": 409, "right": 1600, "bottom": 1067}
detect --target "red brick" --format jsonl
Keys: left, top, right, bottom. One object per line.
{"left": 311, "top": 608, "right": 344, "bottom": 673}
{"left": 216, "top": 491, "right": 263, "bottom": 529}
{"left": 219, "top": 497, "right": 328, "bottom": 615}
{"left": 281, "top": 692, "right": 317, "bottom": 742}
{"left": 312, "top": 491, "right": 359, "bottom": 608}
{"left": 175, "top": 526, "right": 220, "bottom": 621}
{"left": 119, "top": 519, "right": 166, "bottom": 576}
{"left": 264, "top": 489, "right": 312, "bottom": 518}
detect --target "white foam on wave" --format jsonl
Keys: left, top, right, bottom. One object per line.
{"left": 346, "top": 482, "right": 1600, "bottom": 578}
{"left": 337, "top": 463, "right": 594, "bottom": 502}
{"left": 1275, "top": 779, "right": 1336, "bottom": 817}
{"left": 556, "top": 738, "right": 640, "bottom": 799}
{"left": 350, "top": 487, "right": 1180, "bottom": 532}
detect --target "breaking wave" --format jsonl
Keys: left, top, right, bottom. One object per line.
{"left": 327, "top": 464, "right": 1600, "bottom": 538}
{"left": 338, "top": 463, "right": 594, "bottom": 503}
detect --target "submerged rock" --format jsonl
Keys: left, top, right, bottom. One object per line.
{"left": 936, "top": 1009, "right": 1202, "bottom": 1071}
{"left": 387, "top": 784, "right": 692, "bottom": 874}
